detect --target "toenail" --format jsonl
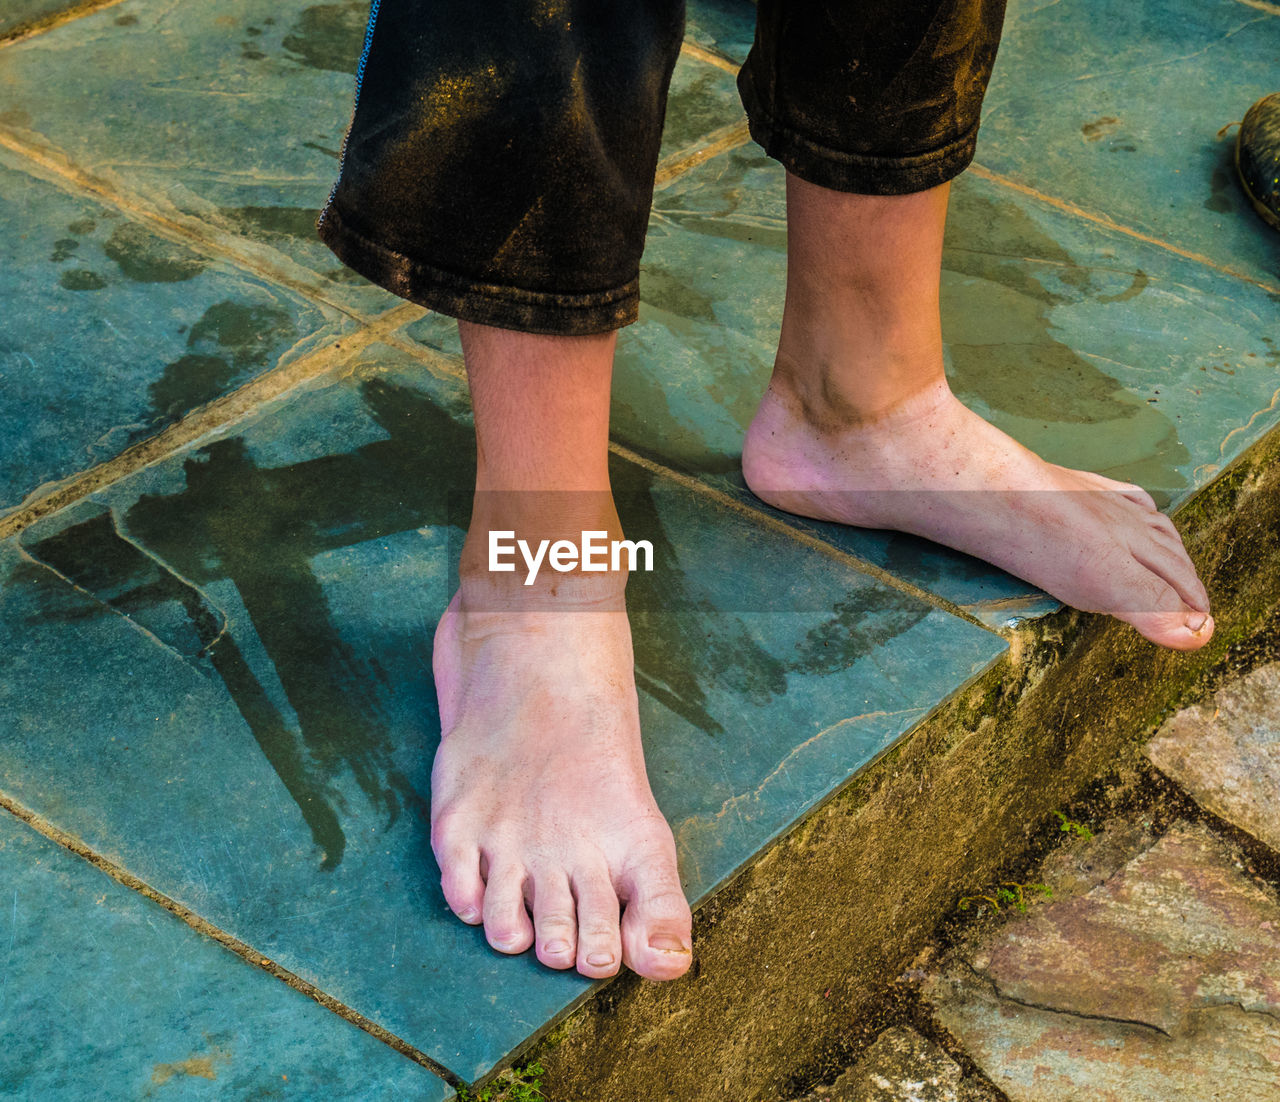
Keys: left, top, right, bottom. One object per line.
{"left": 648, "top": 934, "right": 690, "bottom": 953}
{"left": 457, "top": 908, "right": 480, "bottom": 924}
{"left": 586, "top": 952, "right": 615, "bottom": 967}
{"left": 544, "top": 939, "right": 571, "bottom": 955}
{"left": 1187, "top": 613, "right": 1209, "bottom": 632}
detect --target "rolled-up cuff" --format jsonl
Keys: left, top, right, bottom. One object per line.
{"left": 317, "top": 203, "right": 640, "bottom": 336}
{"left": 739, "top": 88, "right": 980, "bottom": 197}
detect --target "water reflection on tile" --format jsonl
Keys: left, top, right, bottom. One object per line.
{"left": 0, "top": 0, "right": 398, "bottom": 315}
{"left": 608, "top": 144, "right": 1280, "bottom": 625}
{"left": 0, "top": 339, "right": 1003, "bottom": 1080}
{"left": 0, "top": 813, "right": 452, "bottom": 1099}
{"left": 0, "top": 150, "right": 349, "bottom": 514}
{"left": 981, "top": 0, "right": 1279, "bottom": 287}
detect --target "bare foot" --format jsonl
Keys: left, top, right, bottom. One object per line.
{"left": 430, "top": 586, "right": 693, "bottom": 981}
{"left": 742, "top": 376, "right": 1213, "bottom": 650}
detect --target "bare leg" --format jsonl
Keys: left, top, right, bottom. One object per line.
{"left": 743, "top": 174, "right": 1213, "bottom": 650}
{"left": 431, "top": 321, "right": 693, "bottom": 981}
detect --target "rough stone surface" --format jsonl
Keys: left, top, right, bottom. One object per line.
{"left": 1147, "top": 662, "right": 1280, "bottom": 852}
{"left": 795, "top": 1027, "right": 994, "bottom": 1101}
{"left": 927, "top": 823, "right": 1280, "bottom": 1101}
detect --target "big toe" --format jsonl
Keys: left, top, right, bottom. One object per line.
{"left": 1116, "top": 561, "right": 1213, "bottom": 649}
{"left": 1126, "top": 608, "right": 1215, "bottom": 651}
{"left": 620, "top": 861, "right": 693, "bottom": 982}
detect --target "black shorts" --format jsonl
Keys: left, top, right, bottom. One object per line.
{"left": 317, "top": 0, "right": 1008, "bottom": 336}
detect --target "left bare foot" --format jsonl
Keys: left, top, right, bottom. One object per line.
{"left": 743, "top": 374, "right": 1213, "bottom": 651}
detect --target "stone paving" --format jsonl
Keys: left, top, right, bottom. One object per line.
{"left": 1, "top": 0, "right": 1277, "bottom": 1096}
{"left": 795, "top": 1027, "right": 998, "bottom": 1102}
{"left": 817, "top": 662, "right": 1280, "bottom": 1102}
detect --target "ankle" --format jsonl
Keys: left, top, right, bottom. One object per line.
{"left": 459, "top": 494, "right": 633, "bottom": 612}
{"left": 770, "top": 306, "right": 947, "bottom": 427}
{"left": 761, "top": 354, "right": 954, "bottom": 441}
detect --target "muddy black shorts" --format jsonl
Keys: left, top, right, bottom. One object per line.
{"left": 317, "top": 0, "right": 1008, "bottom": 336}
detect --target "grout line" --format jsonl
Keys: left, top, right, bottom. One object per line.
{"left": 0, "top": 301, "right": 422, "bottom": 542}
{"left": 1234, "top": 0, "right": 1280, "bottom": 14}
{"left": 0, "top": 790, "right": 464, "bottom": 1090}
{"left": 379, "top": 329, "right": 468, "bottom": 380}
{"left": 0, "top": 129, "right": 374, "bottom": 324}
{"left": 0, "top": 0, "right": 125, "bottom": 47}
{"left": 679, "top": 39, "right": 742, "bottom": 76}
{"left": 654, "top": 120, "right": 753, "bottom": 189}
{"left": 968, "top": 163, "right": 1280, "bottom": 296}
{"left": 607, "top": 441, "right": 999, "bottom": 634}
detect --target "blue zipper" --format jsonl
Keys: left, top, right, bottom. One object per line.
{"left": 318, "top": 0, "right": 383, "bottom": 228}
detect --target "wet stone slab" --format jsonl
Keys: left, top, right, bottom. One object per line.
{"left": 1146, "top": 661, "right": 1280, "bottom": 852}
{"left": 0, "top": 339, "right": 1005, "bottom": 1082}
{"left": 661, "top": 42, "right": 744, "bottom": 159}
{"left": 0, "top": 149, "right": 350, "bottom": 514}
{"left": 926, "top": 824, "right": 1280, "bottom": 1101}
{"left": 0, "top": 0, "right": 399, "bottom": 316}
{"left": 982, "top": 0, "right": 1279, "bottom": 288}
{"left": 0, "top": 811, "right": 452, "bottom": 1100}
{"left": 0, "top": 0, "right": 749, "bottom": 319}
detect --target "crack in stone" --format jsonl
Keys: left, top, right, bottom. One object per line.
{"left": 960, "top": 958, "right": 1174, "bottom": 1038}
{"left": 104, "top": 508, "right": 233, "bottom": 659}
{"left": 1191, "top": 1000, "right": 1280, "bottom": 1025}
{"left": 12, "top": 540, "right": 195, "bottom": 668}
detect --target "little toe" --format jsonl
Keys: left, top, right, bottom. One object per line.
{"left": 482, "top": 863, "right": 534, "bottom": 954}
{"left": 572, "top": 870, "right": 622, "bottom": 979}
{"left": 531, "top": 871, "right": 578, "bottom": 970}
{"left": 620, "top": 864, "right": 693, "bottom": 982}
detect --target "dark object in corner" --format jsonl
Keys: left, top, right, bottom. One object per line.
{"left": 1236, "top": 92, "right": 1280, "bottom": 232}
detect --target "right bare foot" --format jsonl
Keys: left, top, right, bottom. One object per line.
{"left": 430, "top": 585, "right": 693, "bottom": 982}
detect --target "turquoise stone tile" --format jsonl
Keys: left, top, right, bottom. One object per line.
{"left": 0, "top": 149, "right": 351, "bottom": 514}
{"left": 0, "top": 812, "right": 451, "bottom": 1099}
{"left": 603, "top": 143, "right": 1280, "bottom": 625}
{"left": 0, "top": 0, "right": 82, "bottom": 37}
{"left": 0, "top": 0, "right": 399, "bottom": 316}
{"left": 0, "top": 340, "right": 1004, "bottom": 1081}
{"left": 981, "top": 0, "right": 1279, "bottom": 288}
{"left": 685, "top": 0, "right": 757, "bottom": 65}
{"left": 660, "top": 47, "right": 745, "bottom": 164}
{"left": 0, "top": 0, "right": 749, "bottom": 318}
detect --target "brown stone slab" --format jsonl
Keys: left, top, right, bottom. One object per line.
{"left": 1147, "top": 662, "right": 1280, "bottom": 852}
{"left": 927, "top": 824, "right": 1280, "bottom": 1101}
